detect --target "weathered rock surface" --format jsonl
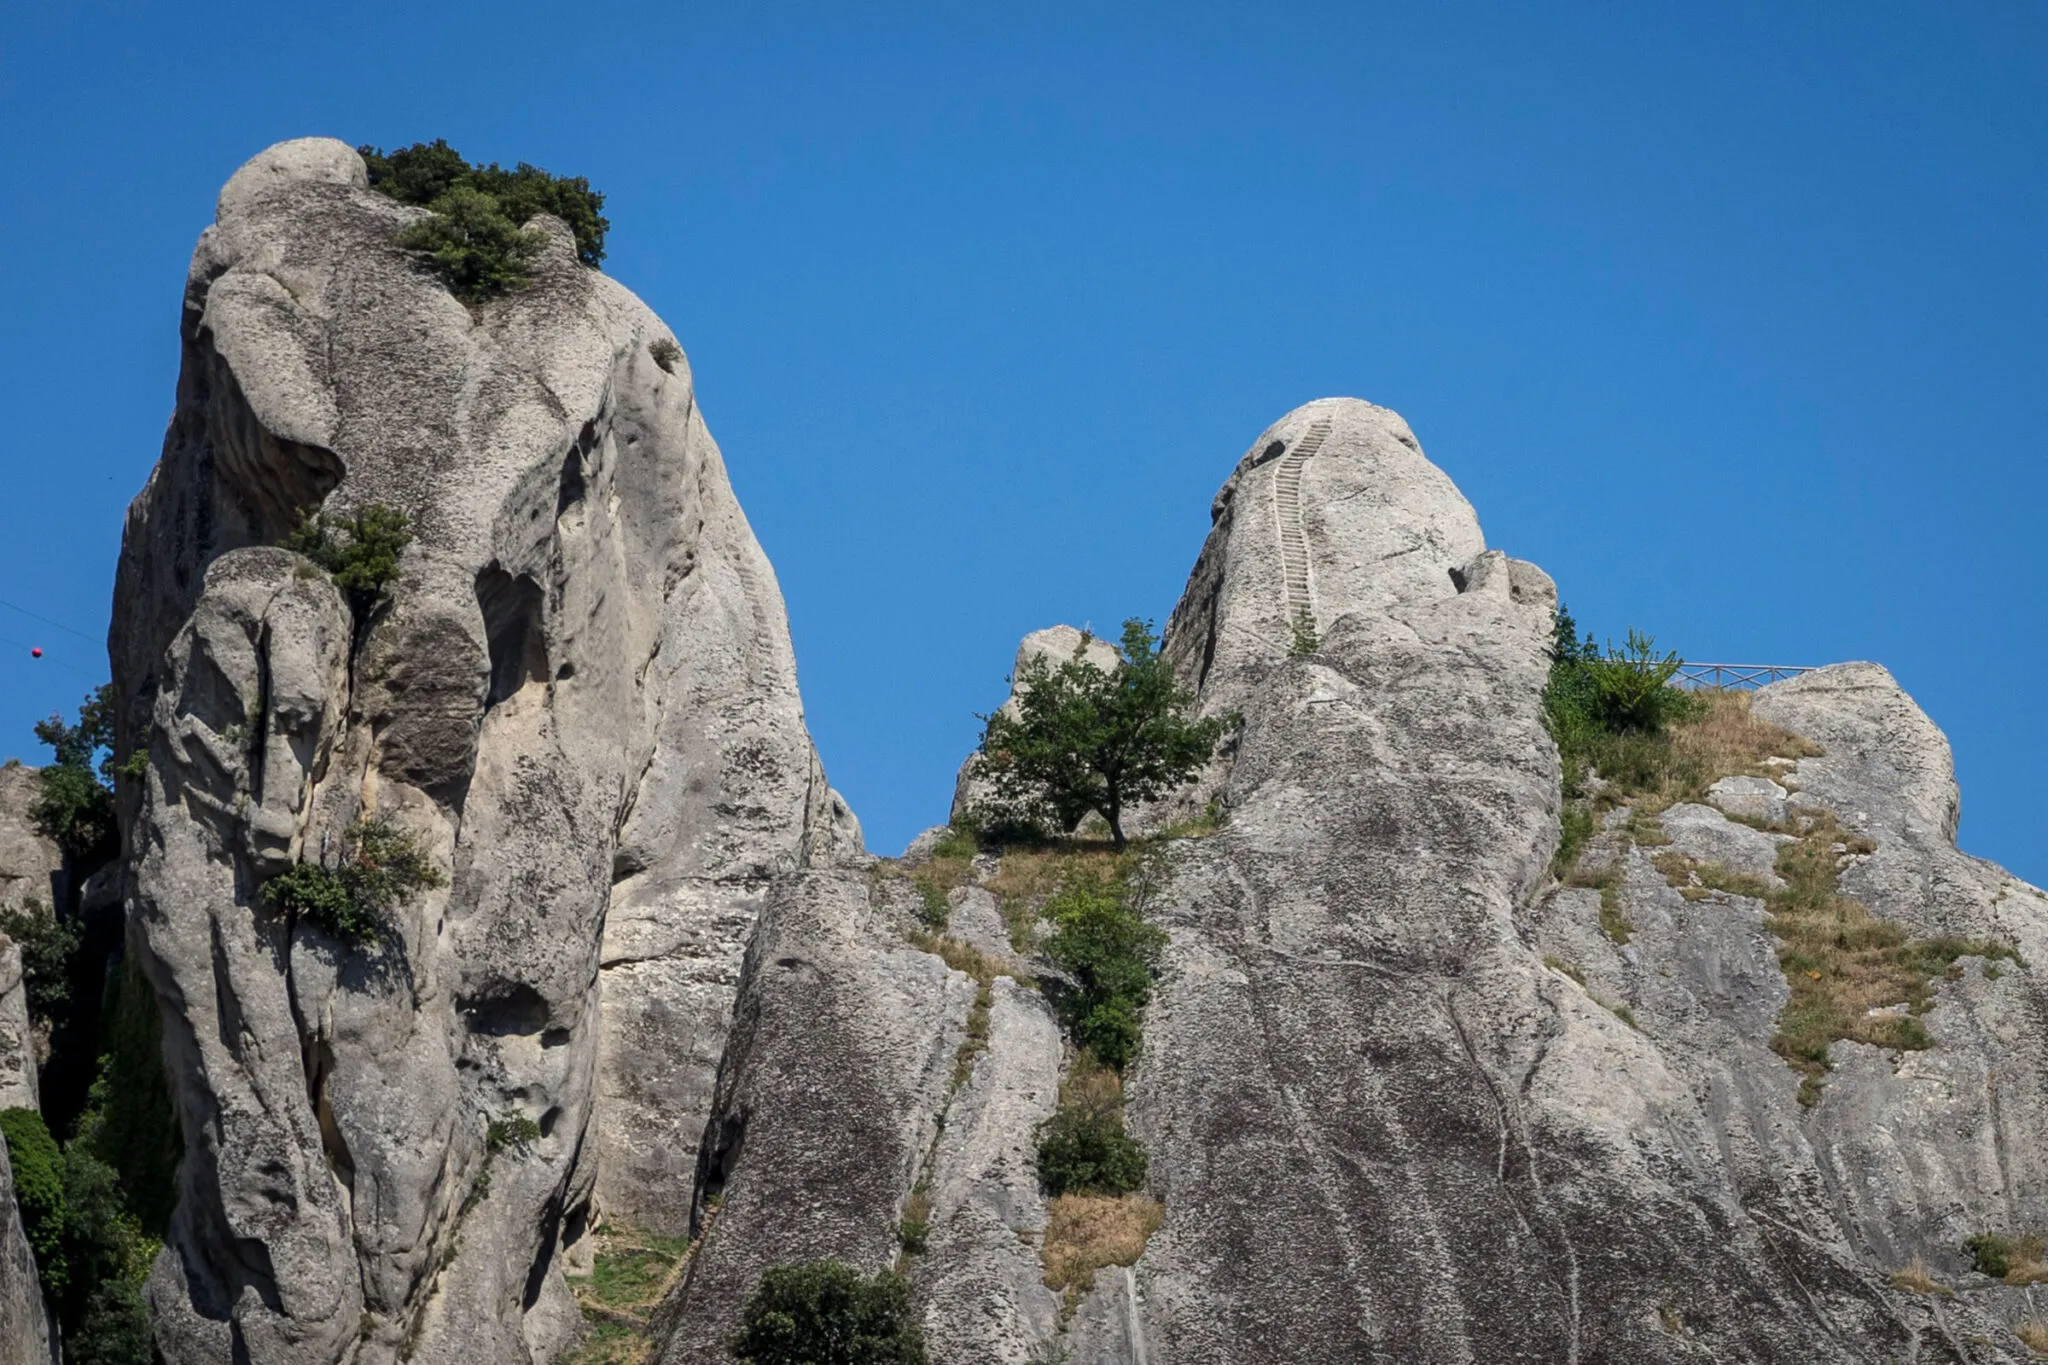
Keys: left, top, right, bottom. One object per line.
{"left": 0, "top": 939, "right": 34, "bottom": 1111}
{"left": 0, "top": 1128, "right": 58, "bottom": 1365}
{"left": 0, "top": 765, "right": 64, "bottom": 913}
{"left": 112, "top": 137, "right": 846, "bottom": 1364}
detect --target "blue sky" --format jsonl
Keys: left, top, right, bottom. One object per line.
{"left": 0, "top": 3, "right": 2041, "bottom": 879}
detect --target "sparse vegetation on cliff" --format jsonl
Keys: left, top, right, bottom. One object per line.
{"left": 0, "top": 896, "right": 77, "bottom": 1028}
{"left": 1035, "top": 1058, "right": 1147, "bottom": 1197}
{"left": 361, "top": 139, "right": 608, "bottom": 299}
{"left": 974, "top": 619, "right": 1233, "bottom": 851}
{"left": 286, "top": 502, "right": 414, "bottom": 610}
{"left": 261, "top": 816, "right": 445, "bottom": 946}
{"left": 1038, "top": 865, "right": 1166, "bottom": 1071}
{"left": 28, "top": 684, "right": 120, "bottom": 868}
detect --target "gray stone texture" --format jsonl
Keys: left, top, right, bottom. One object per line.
{"left": 0, "top": 939, "right": 35, "bottom": 1111}
{"left": 0, "top": 765, "right": 65, "bottom": 913}
{"left": 112, "top": 138, "right": 841, "bottom": 1365}
{"left": 0, "top": 1128, "right": 58, "bottom": 1365}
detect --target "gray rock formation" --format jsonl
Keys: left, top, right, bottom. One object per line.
{"left": 0, "top": 939, "right": 35, "bottom": 1111}
{"left": 0, "top": 765, "right": 65, "bottom": 913}
{"left": 663, "top": 397, "right": 2048, "bottom": 1363}
{"left": 111, "top": 137, "right": 848, "bottom": 1365}
{"left": 0, "top": 1128, "right": 58, "bottom": 1365}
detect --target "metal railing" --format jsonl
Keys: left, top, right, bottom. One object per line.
{"left": 1674, "top": 663, "right": 1818, "bottom": 690}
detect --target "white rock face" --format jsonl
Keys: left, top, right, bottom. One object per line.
{"left": 111, "top": 139, "right": 847, "bottom": 1364}
{"left": 1707, "top": 773, "right": 1791, "bottom": 824}
{"left": 0, "top": 1130, "right": 58, "bottom": 1365}
{"left": 0, "top": 940, "right": 35, "bottom": 1111}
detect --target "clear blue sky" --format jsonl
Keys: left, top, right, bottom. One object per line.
{"left": 1, "top": 3, "right": 2042, "bottom": 880}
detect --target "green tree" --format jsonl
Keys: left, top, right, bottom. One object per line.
{"left": 0, "top": 898, "right": 80, "bottom": 1027}
{"left": 29, "top": 684, "right": 119, "bottom": 867}
{"left": 730, "top": 1262, "right": 928, "bottom": 1365}
{"left": 975, "top": 619, "right": 1232, "bottom": 851}
{"left": 1040, "top": 873, "right": 1167, "bottom": 1070}
{"left": 393, "top": 185, "right": 549, "bottom": 302}
{"left": 262, "top": 817, "right": 446, "bottom": 946}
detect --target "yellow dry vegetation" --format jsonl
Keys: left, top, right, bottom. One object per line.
{"left": 1888, "top": 1263, "right": 1950, "bottom": 1296}
{"left": 2018, "top": 1320, "right": 2048, "bottom": 1355}
{"left": 1041, "top": 1193, "right": 1165, "bottom": 1300}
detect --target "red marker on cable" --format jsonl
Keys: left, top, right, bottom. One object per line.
{"left": 30, "top": 648, "right": 41, "bottom": 658}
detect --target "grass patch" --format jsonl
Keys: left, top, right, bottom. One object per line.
{"left": 1889, "top": 1263, "right": 1951, "bottom": 1296}
{"left": 1542, "top": 955, "right": 1587, "bottom": 988}
{"left": 1653, "top": 850, "right": 1775, "bottom": 903}
{"left": 1041, "top": 1194, "right": 1163, "bottom": 1304}
{"left": 1036, "top": 1057, "right": 1147, "bottom": 1197}
{"left": 982, "top": 843, "right": 1129, "bottom": 951}
{"left": 562, "top": 1222, "right": 703, "bottom": 1364}
{"left": 909, "top": 932, "right": 1010, "bottom": 1088}
{"left": 2018, "top": 1321, "right": 2048, "bottom": 1354}
{"left": 1766, "top": 812, "right": 2019, "bottom": 1103}
{"left": 1965, "top": 1232, "right": 2047, "bottom": 1282}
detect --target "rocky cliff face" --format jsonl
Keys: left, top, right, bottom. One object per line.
{"left": 110, "top": 138, "right": 853, "bottom": 1365}
{"left": 71, "top": 140, "right": 2048, "bottom": 1365}
{"left": 645, "top": 398, "right": 2048, "bottom": 1364}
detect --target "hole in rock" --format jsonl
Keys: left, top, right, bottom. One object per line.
{"left": 475, "top": 565, "right": 549, "bottom": 708}
{"left": 556, "top": 444, "right": 586, "bottom": 516}
{"left": 539, "top": 1105, "right": 562, "bottom": 1138}
{"left": 1262, "top": 440, "right": 1286, "bottom": 462}
{"left": 459, "top": 982, "right": 551, "bottom": 1037}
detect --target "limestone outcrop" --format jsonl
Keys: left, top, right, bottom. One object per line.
{"left": 110, "top": 138, "right": 850, "bottom": 1365}
{"left": 0, "top": 765, "right": 64, "bottom": 914}
{"left": 0, "top": 939, "right": 33, "bottom": 1112}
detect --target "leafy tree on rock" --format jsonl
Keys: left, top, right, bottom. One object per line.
{"left": 975, "top": 619, "right": 1232, "bottom": 850}
{"left": 29, "top": 685, "right": 120, "bottom": 868}
{"left": 730, "top": 1261, "right": 927, "bottom": 1365}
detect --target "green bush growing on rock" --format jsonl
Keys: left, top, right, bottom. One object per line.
{"left": 1040, "top": 871, "right": 1166, "bottom": 1071}
{"left": 976, "top": 618, "right": 1233, "bottom": 851}
{"left": 0, "top": 897, "right": 80, "bottom": 1028}
{"left": 361, "top": 139, "right": 609, "bottom": 299}
{"left": 1965, "top": 1232, "right": 2045, "bottom": 1280}
{"left": 28, "top": 684, "right": 120, "bottom": 868}
{"left": 1, "top": 1106, "right": 67, "bottom": 1299}
{"left": 730, "top": 1261, "right": 928, "bottom": 1365}
{"left": 1036, "top": 1061, "right": 1148, "bottom": 1197}
{"left": 286, "top": 502, "right": 415, "bottom": 610}
{"left": 262, "top": 817, "right": 445, "bottom": 946}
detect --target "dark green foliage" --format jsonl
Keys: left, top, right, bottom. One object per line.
{"left": 0, "top": 897, "right": 79, "bottom": 1026}
{"left": 1040, "top": 872, "right": 1166, "bottom": 1071}
{"left": 56, "top": 1134, "right": 155, "bottom": 1364}
{"left": 82, "top": 956, "right": 180, "bottom": 1235}
{"left": 1036, "top": 1105, "right": 1148, "bottom": 1197}
{"left": 287, "top": 502, "right": 415, "bottom": 607}
{"left": 262, "top": 817, "right": 446, "bottom": 946}
{"left": 1543, "top": 607, "right": 1702, "bottom": 796}
{"left": 977, "top": 619, "right": 1233, "bottom": 850}
{"left": 1, "top": 1106, "right": 67, "bottom": 1298}
{"left": 487, "top": 1114, "right": 541, "bottom": 1154}
{"left": 394, "top": 185, "right": 549, "bottom": 301}
{"left": 65, "top": 1275, "right": 154, "bottom": 1365}
{"left": 730, "top": 1261, "right": 928, "bottom": 1365}
{"left": 1287, "top": 611, "right": 1320, "bottom": 658}
{"left": 361, "top": 139, "right": 609, "bottom": 300}
{"left": 29, "top": 684, "right": 119, "bottom": 867}
{"left": 1964, "top": 1232, "right": 2043, "bottom": 1279}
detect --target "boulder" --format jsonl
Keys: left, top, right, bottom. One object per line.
{"left": 1706, "top": 773, "right": 1791, "bottom": 824}
{"left": 0, "top": 939, "right": 34, "bottom": 1111}
{"left": 113, "top": 138, "right": 846, "bottom": 1365}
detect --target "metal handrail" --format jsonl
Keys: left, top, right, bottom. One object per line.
{"left": 1674, "top": 663, "right": 1818, "bottom": 689}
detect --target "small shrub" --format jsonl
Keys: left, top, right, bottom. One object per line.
{"left": 2017, "top": 1320, "right": 2048, "bottom": 1354}
{"left": 1040, "top": 871, "right": 1166, "bottom": 1071}
{"left": 1037, "top": 1091, "right": 1147, "bottom": 1198}
{"left": 1287, "top": 611, "right": 1319, "bottom": 658}
{"left": 286, "top": 503, "right": 415, "bottom": 606}
{"left": 1888, "top": 1263, "right": 1949, "bottom": 1296}
{"left": 1966, "top": 1232, "right": 2046, "bottom": 1280}
{"left": 394, "top": 185, "right": 549, "bottom": 302}
{"left": 262, "top": 817, "right": 445, "bottom": 946}
{"left": 1040, "top": 1193, "right": 1163, "bottom": 1298}
{"left": 1, "top": 1106, "right": 67, "bottom": 1299}
{"left": 730, "top": 1261, "right": 928, "bottom": 1365}
{"left": 486, "top": 1113, "right": 541, "bottom": 1155}
{"left": 0, "top": 897, "right": 80, "bottom": 1026}
{"left": 649, "top": 337, "right": 683, "bottom": 374}
{"left": 898, "top": 1190, "right": 931, "bottom": 1255}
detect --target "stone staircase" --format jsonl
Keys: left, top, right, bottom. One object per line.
{"left": 1272, "top": 418, "right": 1331, "bottom": 625}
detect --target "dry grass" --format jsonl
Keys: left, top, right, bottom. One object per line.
{"left": 1669, "top": 689, "right": 1821, "bottom": 791}
{"left": 2019, "top": 1320, "right": 2048, "bottom": 1355}
{"left": 1041, "top": 1193, "right": 1164, "bottom": 1298}
{"left": 1889, "top": 1263, "right": 1951, "bottom": 1296}
{"left": 1766, "top": 811, "right": 2017, "bottom": 1103}
{"left": 1653, "top": 850, "right": 1774, "bottom": 903}
{"left": 911, "top": 932, "right": 1008, "bottom": 1086}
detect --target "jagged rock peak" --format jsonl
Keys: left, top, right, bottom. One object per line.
{"left": 112, "top": 138, "right": 854, "bottom": 1365}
